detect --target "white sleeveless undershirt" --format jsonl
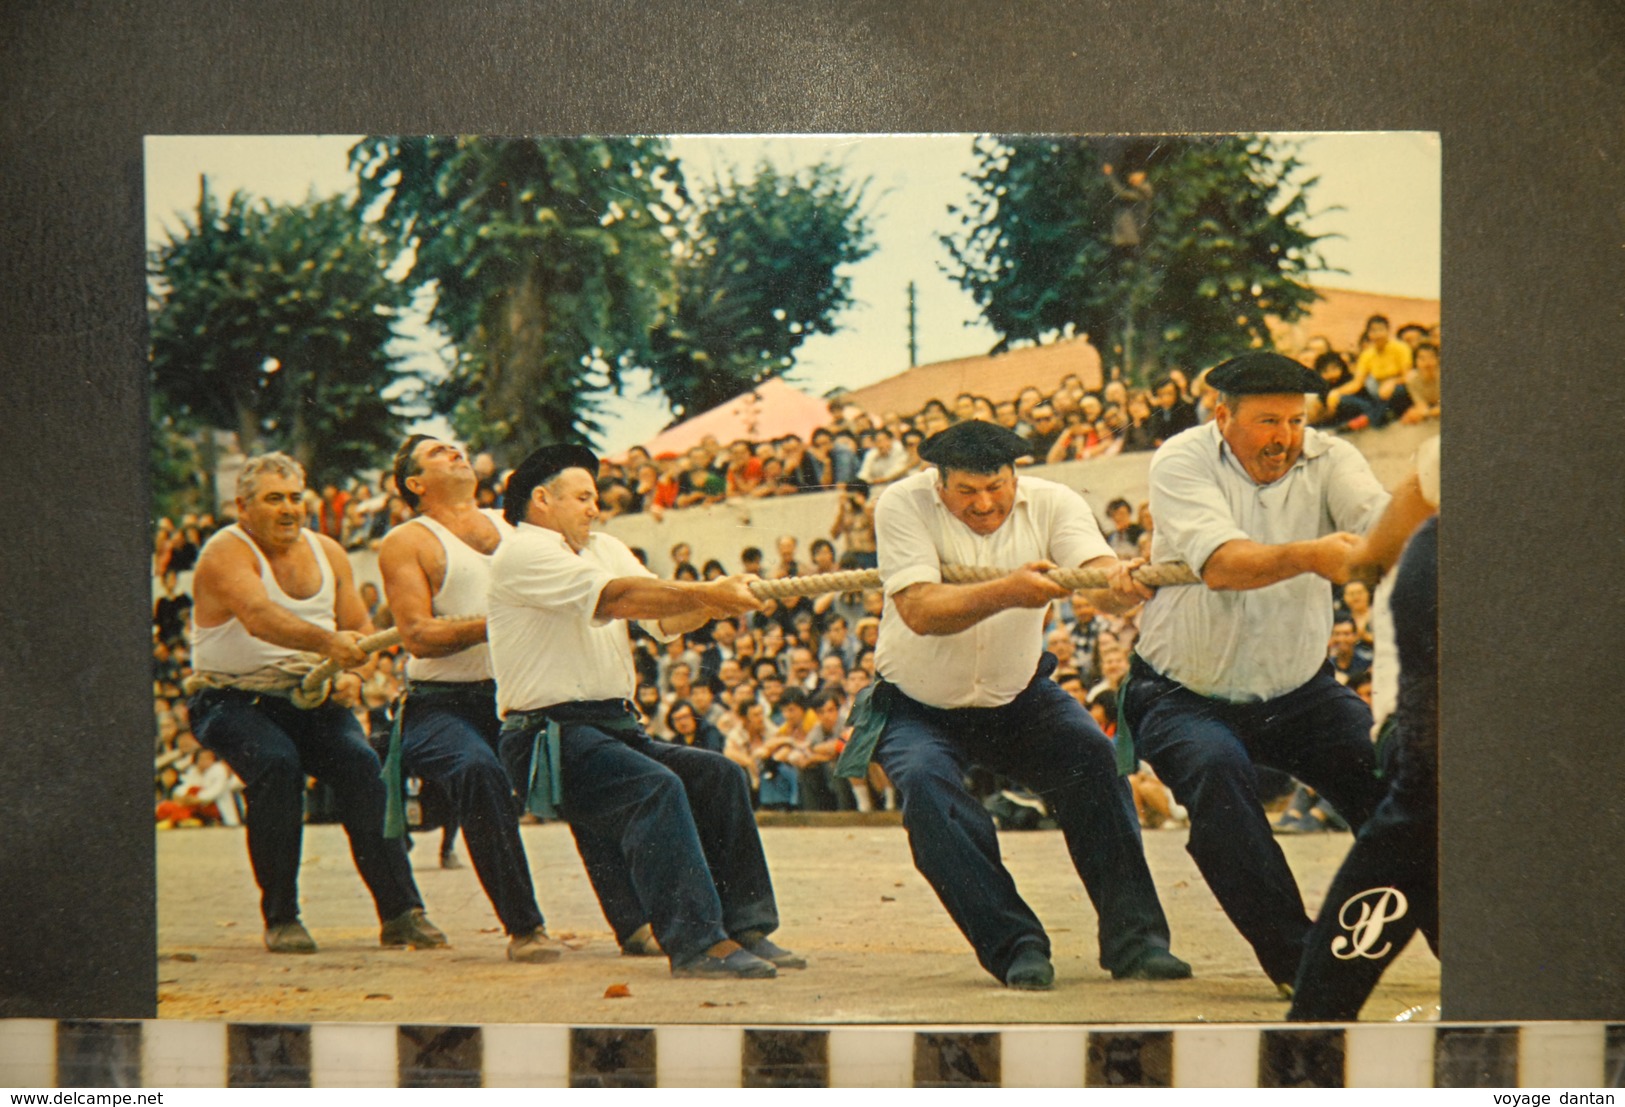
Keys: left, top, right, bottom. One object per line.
{"left": 191, "top": 526, "right": 336, "bottom": 675}
{"left": 403, "top": 509, "right": 511, "bottom": 684}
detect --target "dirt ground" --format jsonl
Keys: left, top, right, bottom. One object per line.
{"left": 157, "top": 821, "right": 1439, "bottom": 1026}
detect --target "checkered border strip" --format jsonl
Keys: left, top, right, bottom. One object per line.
{"left": 2, "top": 1019, "right": 1621, "bottom": 1087}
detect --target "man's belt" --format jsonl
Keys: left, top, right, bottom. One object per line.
{"left": 498, "top": 699, "right": 642, "bottom": 820}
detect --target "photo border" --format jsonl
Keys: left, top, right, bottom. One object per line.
{"left": 4, "top": 0, "right": 1621, "bottom": 1037}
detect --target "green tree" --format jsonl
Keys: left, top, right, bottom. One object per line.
{"left": 649, "top": 161, "right": 875, "bottom": 420}
{"left": 351, "top": 136, "right": 683, "bottom": 457}
{"left": 942, "top": 135, "right": 1331, "bottom": 384}
{"left": 148, "top": 181, "right": 414, "bottom": 485}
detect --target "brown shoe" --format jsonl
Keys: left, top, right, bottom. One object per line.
{"left": 380, "top": 908, "right": 449, "bottom": 949}
{"left": 507, "top": 927, "right": 565, "bottom": 963}
{"left": 264, "top": 921, "right": 317, "bottom": 954}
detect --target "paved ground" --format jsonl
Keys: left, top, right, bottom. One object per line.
{"left": 157, "top": 821, "right": 1439, "bottom": 1026}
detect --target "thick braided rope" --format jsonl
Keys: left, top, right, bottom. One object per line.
{"left": 183, "top": 628, "right": 403, "bottom": 708}
{"left": 745, "top": 560, "right": 1199, "bottom": 600}
{"left": 186, "top": 564, "right": 1195, "bottom": 707}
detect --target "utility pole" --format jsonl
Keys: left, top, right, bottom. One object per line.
{"left": 906, "top": 280, "right": 918, "bottom": 367}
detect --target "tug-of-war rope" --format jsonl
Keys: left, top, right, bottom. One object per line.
{"left": 183, "top": 560, "right": 1200, "bottom": 709}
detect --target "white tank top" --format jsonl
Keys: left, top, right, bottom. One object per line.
{"left": 191, "top": 526, "right": 336, "bottom": 675}
{"left": 403, "top": 509, "right": 511, "bottom": 684}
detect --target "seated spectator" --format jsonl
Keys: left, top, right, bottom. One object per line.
{"left": 155, "top": 748, "right": 242, "bottom": 828}
{"left": 724, "top": 438, "right": 765, "bottom": 497}
{"left": 1121, "top": 391, "right": 1159, "bottom": 452}
{"left": 153, "top": 568, "right": 192, "bottom": 647}
{"left": 666, "top": 699, "right": 727, "bottom": 754}
{"left": 795, "top": 688, "right": 854, "bottom": 811}
{"left": 1022, "top": 401, "right": 1065, "bottom": 461}
{"left": 1328, "top": 618, "right": 1374, "bottom": 686}
{"left": 1147, "top": 375, "right": 1200, "bottom": 444}
{"left": 689, "top": 680, "right": 726, "bottom": 727}
{"left": 740, "top": 545, "right": 766, "bottom": 577}
{"left": 634, "top": 681, "right": 669, "bottom": 737}
{"left": 829, "top": 481, "right": 877, "bottom": 568}
{"left": 899, "top": 429, "right": 929, "bottom": 477}
{"left": 781, "top": 434, "right": 829, "bottom": 492}
{"left": 1102, "top": 497, "right": 1143, "bottom": 559}
{"left": 816, "top": 651, "right": 848, "bottom": 692}
{"left": 994, "top": 399, "right": 1027, "bottom": 437}
{"left": 1313, "top": 350, "right": 1387, "bottom": 430}
{"left": 1355, "top": 314, "right": 1414, "bottom": 417}
{"left": 857, "top": 427, "right": 911, "bottom": 484}
{"left": 675, "top": 446, "right": 725, "bottom": 507}
{"left": 1045, "top": 410, "right": 1104, "bottom": 464}
{"left": 701, "top": 558, "right": 727, "bottom": 581}
{"left": 818, "top": 613, "right": 856, "bottom": 667}
{"left": 1400, "top": 342, "right": 1441, "bottom": 424}
{"left": 1336, "top": 579, "right": 1377, "bottom": 647}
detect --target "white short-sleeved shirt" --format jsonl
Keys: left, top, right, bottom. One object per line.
{"left": 488, "top": 523, "right": 663, "bottom": 717}
{"left": 1137, "top": 422, "right": 1391, "bottom": 702}
{"left": 874, "top": 470, "right": 1114, "bottom": 708}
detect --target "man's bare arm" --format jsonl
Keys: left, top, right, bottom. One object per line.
{"left": 892, "top": 562, "right": 1068, "bottom": 637}
{"left": 1200, "top": 533, "right": 1363, "bottom": 591}
{"left": 594, "top": 575, "right": 763, "bottom": 625}
{"left": 192, "top": 539, "right": 367, "bottom": 667}
{"left": 377, "top": 526, "right": 488, "bottom": 658}
{"left": 1344, "top": 473, "right": 1437, "bottom": 585}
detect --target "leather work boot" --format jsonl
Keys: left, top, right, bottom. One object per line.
{"left": 264, "top": 921, "right": 317, "bottom": 954}
{"left": 380, "top": 908, "right": 449, "bottom": 949}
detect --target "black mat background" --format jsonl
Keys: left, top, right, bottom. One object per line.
{"left": 2, "top": 0, "right": 1620, "bottom": 1022}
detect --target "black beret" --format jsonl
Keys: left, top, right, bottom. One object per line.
{"left": 503, "top": 442, "right": 600, "bottom": 526}
{"left": 1206, "top": 350, "right": 1328, "bottom": 397}
{"left": 917, "top": 420, "right": 1032, "bottom": 473}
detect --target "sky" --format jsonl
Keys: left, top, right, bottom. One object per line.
{"left": 146, "top": 132, "right": 1440, "bottom": 453}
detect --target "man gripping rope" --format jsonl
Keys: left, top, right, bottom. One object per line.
{"left": 487, "top": 443, "right": 803, "bottom": 980}
{"left": 189, "top": 452, "right": 445, "bottom": 954}
{"left": 378, "top": 434, "right": 652, "bottom": 963}
{"left": 838, "top": 420, "right": 1192, "bottom": 990}
{"left": 1120, "top": 352, "right": 1393, "bottom": 995}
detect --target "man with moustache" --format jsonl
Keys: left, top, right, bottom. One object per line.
{"left": 188, "top": 452, "right": 444, "bottom": 954}
{"left": 379, "top": 435, "right": 649, "bottom": 962}
{"left": 1119, "top": 351, "right": 1393, "bottom": 996}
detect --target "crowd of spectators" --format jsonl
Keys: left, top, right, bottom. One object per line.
{"left": 582, "top": 312, "right": 1439, "bottom": 521}
{"left": 150, "top": 313, "right": 1438, "bottom": 830}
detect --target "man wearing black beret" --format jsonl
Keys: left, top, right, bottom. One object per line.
{"left": 486, "top": 442, "right": 803, "bottom": 980}
{"left": 838, "top": 419, "right": 1192, "bottom": 990}
{"left": 1120, "top": 350, "right": 1394, "bottom": 997}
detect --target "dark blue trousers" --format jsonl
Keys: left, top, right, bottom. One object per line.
{"left": 1124, "top": 659, "right": 1388, "bottom": 985}
{"left": 1291, "top": 517, "right": 1440, "bottom": 1019}
{"left": 874, "top": 671, "right": 1175, "bottom": 982}
{"left": 500, "top": 706, "right": 779, "bottom": 965}
{"left": 191, "top": 689, "right": 422, "bottom": 927}
{"left": 399, "top": 685, "right": 545, "bottom": 937}
{"left": 1289, "top": 729, "right": 1437, "bottom": 1019}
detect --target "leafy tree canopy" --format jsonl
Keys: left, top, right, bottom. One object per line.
{"left": 942, "top": 135, "right": 1332, "bottom": 384}
{"left": 649, "top": 160, "right": 875, "bottom": 420}
{"left": 148, "top": 180, "right": 414, "bottom": 487}
{"left": 351, "top": 136, "right": 684, "bottom": 459}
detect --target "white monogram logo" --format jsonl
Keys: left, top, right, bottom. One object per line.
{"left": 1330, "top": 887, "right": 1408, "bottom": 960}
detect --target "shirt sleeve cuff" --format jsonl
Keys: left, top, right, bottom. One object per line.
{"left": 884, "top": 563, "right": 942, "bottom": 598}
{"left": 1185, "top": 526, "right": 1252, "bottom": 576}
